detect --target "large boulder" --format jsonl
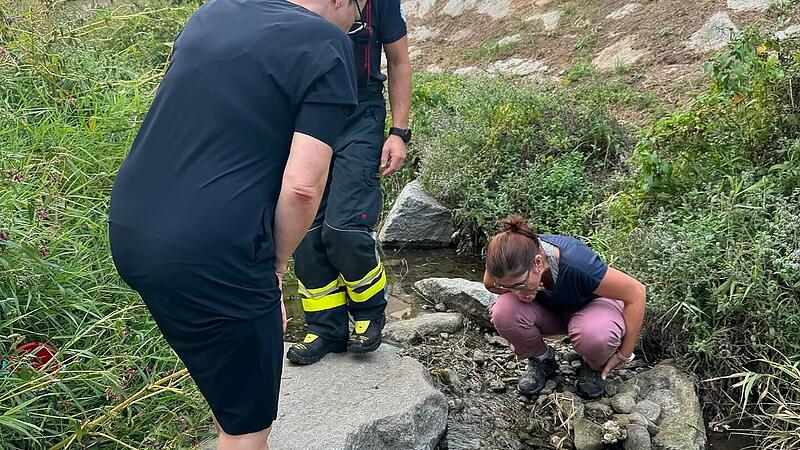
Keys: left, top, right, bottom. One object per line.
{"left": 686, "top": 12, "right": 740, "bottom": 52}
{"left": 633, "top": 362, "right": 706, "bottom": 450}
{"left": 383, "top": 312, "right": 465, "bottom": 346}
{"left": 198, "top": 344, "right": 447, "bottom": 450}
{"left": 379, "top": 180, "right": 454, "bottom": 249}
{"left": 413, "top": 278, "right": 497, "bottom": 328}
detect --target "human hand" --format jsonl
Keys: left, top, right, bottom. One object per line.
{"left": 601, "top": 351, "right": 630, "bottom": 379}
{"left": 380, "top": 135, "right": 406, "bottom": 176}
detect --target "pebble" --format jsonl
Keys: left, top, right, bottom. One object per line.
{"left": 505, "top": 361, "right": 517, "bottom": 370}
{"left": 571, "top": 360, "right": 582, "bottom": 369}
{"left": 612, "top": 393, "right": 636, "bottom": 414}
{"left": 585, "top": 401, "right": 613, "bottom": 419}
{"left": 489, "top": 380, "right": 506, "bottom": 392}
{"left": 502, "top": 377, "right": 519, "bottom": 383}
{"left": 605, "top": 383, "right": 619, "bottom": 397}
{"left": 634, "top": 399, "right": 662, "bottom": 424}
{"left": 467, "top": 406, "right": 482, "bottom": 416}
{"left": 494, "top": 417, "right": 511, "bottom": 429}
{"left": 434, "top": 302, "right": 447, "bottom": 312}
{"left": 540, "top": 379, "right": 557, "bottom": 395}
{"left": 440, "top": 332, "right": 450, "bottom": 339}
{"left": 421, "top": 304, "right": 432, "bottom": 310}
{"left": 562, "top": 350, "right": 581, "bottom": 362}
{"left": 485, "top": 333, "right": 511, "bottom": 347}
{"left": 473, "top": 350, "right": 487, "bottom": 365}
{"left": 560, "top": 367, "right": 576, "bottom": 376}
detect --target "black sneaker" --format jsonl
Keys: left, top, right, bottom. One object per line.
{"left": 576, "top": 359, "right": 606, "bottom": 399}
{"left": 518, "top": 346, "right": 556, "bottom": 395}
{"left": 286, "top": 333, "right": 347, "bottom": 365}
{"left": 348, "top": 315, "right": 385, "bottom": 354}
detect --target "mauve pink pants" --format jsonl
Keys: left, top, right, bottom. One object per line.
{"left": 489, "top": 294, "right": 626, "bottom": 370}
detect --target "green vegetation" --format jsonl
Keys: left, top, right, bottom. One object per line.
{"left": 1, "top": 0, "right": 798, "bottom": 448}
{"left": 410, "top": 28, "right": 800, "bottom": 446}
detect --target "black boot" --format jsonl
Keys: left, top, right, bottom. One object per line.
{"left": 348, "top": 315, "right": 385, "bottom": 354}
{"left": 576, "top": 359, "right": 606, "bottom": 399}
{"left": 518, "top": 346, "right": 556, "bottom": 395}
{"left": 286, "top": 333, "right": 347, "bottom": 365}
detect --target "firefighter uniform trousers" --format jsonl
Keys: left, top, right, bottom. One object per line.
{"left": 294, "top": 90, "right": 388, "bottom": 342}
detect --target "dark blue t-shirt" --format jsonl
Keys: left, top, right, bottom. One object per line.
{"left": 108, "top": 0, "right": 357, "bottom": 320}
{"left": 535, "top": 235, "right": 609, "bottom": 310}
{"left": 353, "top": 0, "right": 407, "bottom": 87}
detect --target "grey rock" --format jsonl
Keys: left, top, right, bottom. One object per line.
{"left": 574, "top": 416, "right": 603, "bottom": 450}
{"left": 203, "top": 344, "right": 446, "bottom": 450}
{"left": 687, "top": 12, "right": 740, "bottom": 52}
{"left": 540, "top": 10, "right": 563, "bottom": 31}
{"left": 442, "top": 0, "right": 511, "bottom": 18}
{"left": 604, "top": 383, "right": 618, "bottom": 397}
{"left": 486, "top": 58, "right": 549, "bottom": 77}
{"left": 634, "top": 362, "right": 706, "bottom": 450}
{"left": 472, "top": 350, "right": 487, "bottom": 365}
{"left": 497, "top": 34, "right": 522, "bottom": 46}
{"left": 624, "top": 424, "right": 652, "bottom": 450}
{"left": 402, "top": 0, "right": 436, "bottom": 17}
{"left": 440, "top": 332, "right": 449, "bottom": 339}
{"left": 585, "top": 402, "right": 613, "bottom": 420}
{"left": 776, "top": 25, "right": 800, "bottom": 40}
{"left": 489, "top": 380, "right": 506, "bottom": 392}
{"left": 630, "top": 412, "right": 660, "bottom": 436}
{"left": 380, "top": 181, "right": 454, "bottom": 249}
{"left": 571, "top": 360, "right": 582, "bottom": 369}
{"left": 540, "top": 379, "right": 557, "bottom": 395}
{"left": 485, "top": 333, "right": 510, "bottom": 347}
{"left": 634, "top": 399, "right": 662, "bottom": 424}
{"left": 606, "top": 3, "right": 641, "bottom": 20}
{"left": 727, "top": 0, "right": 773, "bottom": 12}
{"left": 612, "top": 393, "right": 636, "bottom": 414}
{"left": 413, "top": 277, "right": 496, "bottom": 327}
{"left": 434, "top": 302, "right": 448, "bottom": 312}
{"left": 494, "top": 417, "right": 511, "bottom": 429}
{"left": 383, "top": 313, "right": 464, "bottom": 346}
{"left": 601, "top": 419, "right": 626, "bottom": 444}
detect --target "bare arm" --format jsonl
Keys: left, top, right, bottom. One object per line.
{"left": 385, "top": 36, "right": 411, "bottom": 129}
{"left": 593, "top": 267, "right": 647, "bottom": 358}
{"left": 273, "top": 132, "right": 333, "bottom": 276}
{"left": 380, "top": 36, "right": 412, "bottom": 176}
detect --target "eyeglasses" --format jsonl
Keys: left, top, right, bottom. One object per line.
{"left": 493, "top": 266, "right": 534, "bottom": 292}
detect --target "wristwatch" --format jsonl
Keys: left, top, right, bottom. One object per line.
{"left": 389, "top": 127, "right": 412, "bottom": 144}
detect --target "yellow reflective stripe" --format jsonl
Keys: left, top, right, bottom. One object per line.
{"left": 298, "top": 278, "right": 341, "bottom": 298}
{"left": 342, "top": 263, "right": 383, "bottom": 289}
{"left": 347, "top": 271, "right": 386, "bottom": 302}
{"left": 302, "top": 291, "right": 347, "bottom": 312}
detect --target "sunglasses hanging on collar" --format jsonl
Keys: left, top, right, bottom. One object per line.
{"left": 347, "top": 0, "right": 373, "bottom": 42}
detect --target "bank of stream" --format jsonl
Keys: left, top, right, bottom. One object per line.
{"left": 282, "top": 249, "right": 755, "bottom": 450}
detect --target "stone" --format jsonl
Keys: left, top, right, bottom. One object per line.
{"left": 202, "top": 344, "right": 446, "bottom": 450}
{"left": 540, "top": 10, "right": 563, "bottom": 31}
{"left": 606, "top": 3, "right": 641, "bottom": 20}
{"left": 441, "top": 368, "right": 464, "bottom": 395}
{"left": 441, "top": 0, "right": 511, "bottom": 18}
{"left": 403, "top": 0, "right": 437, "bottom": 17}
{"left": 634, "top": 399, "right": 662, "bottom": 424}
{"left": 571, "top": 360, "right": 582, "bottom": 369}
{"left": 413, "top": 277, "right": 496, "bottom": 327}
{"left": 593, "top": 35, "right": 649, "bottom": 71}
{"left": 629, "top": 412, "right": 659, "bottom": 435}
{"left": 585, "top": 402, "right": 613, "bottom": 420}
{"left": 485, "top": 333, "right": 510, "bottom": 347}
{"left": 472, "top": 350, "right": 487, "bottom": 364}
{"left": 600, "top": 420, "right": 625, "bottom": 444}
{"left": 409, "top": 26, "right": 439, "bottom": 42}
{"left": 383, "top": 313, "right": 464, "bottom": 346}
{"left": 449, "top": 28, "right": 474, "bottom": 42}
{"left": 573, "top": 417, "right": 603, "bottom": 450}
{"left": 454, "top": 66, "right": 481, "bottom": 76}
{"left": 776, "top": 25, "right": 800, "bottom": 40}
{"left": 489, "top": 379, "right": 506, "bottom": 392}
{"left": 435, "top": 302, "right": 448, "bottom": 312}
{"left": 408, "top": 46, "right": 423, "bottom": 60}
{"left": 497, "top": 34, "right": 522, "bottom": 46}
{"left": 487, "top": 58, "right": 549, "bottom": 77}
{"left": 380, "top": 181, "right": 454, "bottom": 249}
{"left": 687, "top": 12, "right": 740, "bottom": 52}
{"left": 611, "top": 393, "right": 636, "bottom": 414}
{"left": 624, "top": 424, "right": 652, "bottom": 450}
{"left": 633, "top": 362, "right": 706, "bottom": 450}
{"left": 494, "top": 417, "right": 511, "bottom": 429}
{"left": 540, "top": 379, "right": 557, "bottom": 395}
{"left": 727, "top": 0, "right": 773, "bottom": 12}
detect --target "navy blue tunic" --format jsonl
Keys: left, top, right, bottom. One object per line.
{"left": 108, "top": 0, "right": 357, "bottom": 435}
{"left": 353, "top": 0, "right": 407, "bottom": 87}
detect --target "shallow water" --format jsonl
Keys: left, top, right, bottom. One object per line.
{"left": 282, "top": 248, "right": 483, "bottom": 342}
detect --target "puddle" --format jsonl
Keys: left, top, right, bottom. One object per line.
{"left": 707, "top": 430, "right": 758, "bottom": 450}
{"left": 283, "top": 248, "right": 483, "bottom": 342}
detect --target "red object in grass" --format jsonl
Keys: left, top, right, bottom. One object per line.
{"left": 15, "top": 342, "right": 60, "bottom": 375}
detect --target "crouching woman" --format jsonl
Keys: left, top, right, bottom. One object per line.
{"left": 483, "top": 216, "right": 646, "bottom": 399}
